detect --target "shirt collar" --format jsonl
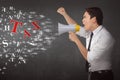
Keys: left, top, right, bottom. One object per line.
{"left": 92, "top": 25, "right": 103, "bottom": 35}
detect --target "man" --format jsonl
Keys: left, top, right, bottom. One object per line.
{"left": 57, "top": 7, "right": 115, "bottom": 80}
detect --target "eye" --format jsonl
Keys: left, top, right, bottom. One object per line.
{"left": 83, "top": 16, "right": 85, "bottom": 19}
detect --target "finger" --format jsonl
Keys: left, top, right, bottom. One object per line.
{"left": 57, "top": 7, "right": 64, "bottom": 12}
{"left": 69, "top": 31, "right": 72, "bottom": 34}
{"left": 69, "top": 35, "right": 72, "bottom": 41}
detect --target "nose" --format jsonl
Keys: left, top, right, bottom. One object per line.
{"left": 82, "top": 18, "right": 84, "bottom": 24}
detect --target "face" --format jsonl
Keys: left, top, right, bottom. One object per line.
{"left": 82, "top": 11, "right": 93, "bottom": 31}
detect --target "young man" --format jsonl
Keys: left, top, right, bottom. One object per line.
{"left": 57, "top": 7, "right": 115, "bottom": 80}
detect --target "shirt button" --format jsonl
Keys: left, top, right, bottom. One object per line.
{"left": 89, "top": 64, "right": 91, "bottom": 67}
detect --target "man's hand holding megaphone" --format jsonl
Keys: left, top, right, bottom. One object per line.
{"left": 69, "top": 31, "right": 80, "bottom": 43}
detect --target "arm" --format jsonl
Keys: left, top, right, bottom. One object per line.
{"left": 69, "top": 32, "right": 88, "bottom": 60}
{"left": 58, "top": 8, "right": 88, "bottom": 60}
{"left": 57, "top": 7, "right": 87, "bottom": 38}
{"left": 57, "top": 7, "right": 77, "bottom": 25}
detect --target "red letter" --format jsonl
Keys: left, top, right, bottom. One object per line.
{"left": 10, "top": 20, "right": 23, "bottom": 33}
{"left": 24, "top": 30, "right": 31, "bottom": 39}
{"left": 31, "top": 21, "right": 41, "bottom": 30}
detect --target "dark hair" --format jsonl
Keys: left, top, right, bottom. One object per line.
{"left": 85, "top": 7, "right": 103, "bottom": 25}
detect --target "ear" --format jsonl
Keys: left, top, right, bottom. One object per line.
{"left": 91, "top": 17, "right": 97, "bottom": 23}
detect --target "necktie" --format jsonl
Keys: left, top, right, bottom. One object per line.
{"left": 88, "top": 32, "right": 93, "bottom": 51}
{"left": 86, "top": 32, "right": 93, "bottom": 72}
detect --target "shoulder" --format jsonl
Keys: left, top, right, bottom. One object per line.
{"left": 100, "top": 26, "right": 111, "bottom": 37}
{"left": 100, "top": 26, "right": 115, "bottom": 43}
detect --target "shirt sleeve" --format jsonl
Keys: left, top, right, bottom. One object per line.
{"left": 76, "top": 26, "right": 89, "bottom": 38}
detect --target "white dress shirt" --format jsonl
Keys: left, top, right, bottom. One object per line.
{"left": 76, "top": 25, "right": 115, "bottom": 71}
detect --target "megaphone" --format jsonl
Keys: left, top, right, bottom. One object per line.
{"left": 58, "top": 23, "right": 80, "bottom": 35}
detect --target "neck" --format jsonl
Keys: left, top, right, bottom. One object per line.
{"left": 91, "top": 24, "right": 99, "bottom": 32}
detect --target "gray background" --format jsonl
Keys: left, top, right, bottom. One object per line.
{"left": 0, "top": 0, "right": 120, "bottom": 80}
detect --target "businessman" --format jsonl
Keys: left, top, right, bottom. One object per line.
{"left": 57, "top": 7, "right": 115, "bottom": 80}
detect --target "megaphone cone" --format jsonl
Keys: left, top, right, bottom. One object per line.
{"left": 58, "top": 23, "right": 80, "bottom": 35}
